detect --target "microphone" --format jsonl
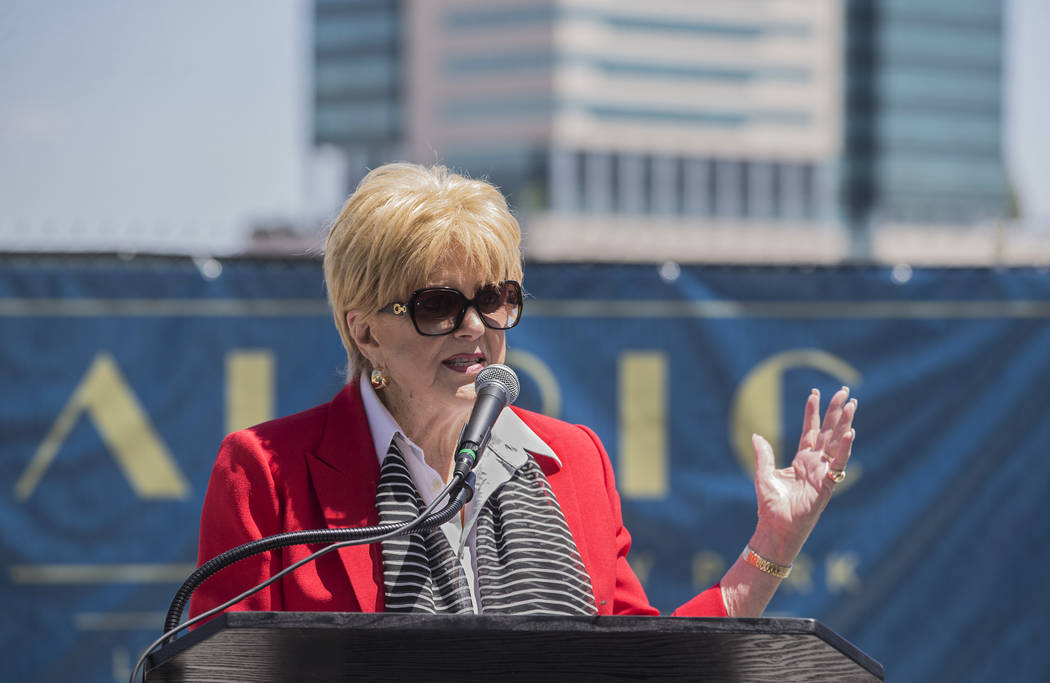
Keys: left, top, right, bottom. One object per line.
{"left": 452, "top": 364, "right": 520, "bottom": 480}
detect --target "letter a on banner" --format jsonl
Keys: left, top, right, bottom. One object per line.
{"left": 14, "top": 352, "right": 189, "bottom": 501}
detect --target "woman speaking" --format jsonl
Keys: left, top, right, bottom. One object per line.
{"left": 190, "top": 163, "right": 856, "bottom": 619}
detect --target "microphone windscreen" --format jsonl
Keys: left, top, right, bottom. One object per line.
{"left": 475, "top": 364, "right": 520, "bottom": 405}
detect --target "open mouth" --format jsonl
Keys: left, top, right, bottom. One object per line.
{"left": 442, "top": 354, "right": 485, "bottom": 373}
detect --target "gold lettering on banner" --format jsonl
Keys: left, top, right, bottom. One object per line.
{"left": 692, "top": 551, "right": 726, "bottom": 590}
{"left": 627, "top": 551, "right": 655, "bottom": 585}
{"left": 729, "top": 350, "right": 863, "bottom": 493}
{"left": 505, "top": 348, "right": 561, "bottom": 417}
{"left": 225, "top": 350, "right": 275, "bottom": 434}
{"left": 14, "top": 353, "right": 189, "bottom": 501}
{"left": 783, "top": 553, "right": 814, "bottom": 594}
{"left": 618, "top": 352, "right": 669, "bottom": 499}
{"left": 827, "top": 552, "right": 862, "bottom": 594}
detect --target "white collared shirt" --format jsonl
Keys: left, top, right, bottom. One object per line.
{"left": 358, "top": 375, "right": 561, "bottom": 613}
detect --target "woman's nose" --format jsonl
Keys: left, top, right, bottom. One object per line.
{"left": 455, "top": 305, "right": 486, "bottom": 338}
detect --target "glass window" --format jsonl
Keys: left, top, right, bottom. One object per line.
{"left": 583, "top": 152, "right": 613, "bottom": 213}
{"left": 877, "top": 156, "right": 1005, "bottom": 195}
{"left": 600, "top": 14, "right": 809, "bottom": 39}
{"left": 682, "top": 158, "right": 710, "bottom": 216}
{"left": 316, "top": 56, "right": 399, "bottom": 94}
{"left": 879, "top": 108, "right": 1000, "bottom": 148}
{"left": 882, "top": 0, "right": 1001, "bottom": 26}
{"left": 445, "top": 5, "right": 555, "bottom": 30}
{"left": 879, "top": 19, "right": 1000, "bottom": 66}
{"left": 878, "top": 68, "right": 1000, "bottom": 110}
{"left": 778, "top": 163, "right": 807, "bottom": 220}
{"left": 746, "top": 162, "right": 774, "bottom": 219}
{"left": 799, "top": 164, "right": 815, "bottom": 220}
{"left": 549, "top": 148, "right": 580, "bottom": 212}
{"left": 315, "top": 11, "right": 397, "bottom": 50}
{"left": 445, "top": 51, "right": 554, "bottom": 75}
{"left": 650, "top": 156, "right": 678, "bottom": 215}
{"left": 617, "top": 154, "right": 646, "bottom": 214}
{"left": 714, "top": 160, "right": 743, "bottom": 218}
{"left": 315, "top": 100, "right": 400, "bottom": 140}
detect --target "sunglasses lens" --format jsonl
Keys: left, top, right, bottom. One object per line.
{"left": 478, "top": 282, "right": 521, "bottom": 329}
{"left": 412, "top": 289, "right": 464, "bottom": 334}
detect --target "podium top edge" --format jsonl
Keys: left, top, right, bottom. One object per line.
{"left": 208, "top": 611, "right": 821, "bottom": 634}
{"left": 155, "top": 613, "right": 882, "bottom": 680}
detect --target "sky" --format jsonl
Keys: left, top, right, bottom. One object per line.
{"left": 0, "top": 0, "right": 318, "bottom": 253}
{"left": 0, "top": 0, "right": 1048, "bottom": 254}
{"left": 1003, "top": 0, "right": 1050, "bottom": 224}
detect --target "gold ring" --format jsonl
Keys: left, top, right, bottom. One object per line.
{"left": 827, "top": 468, "right": 846, "bottom": 484}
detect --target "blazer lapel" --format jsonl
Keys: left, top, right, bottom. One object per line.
{"left": 306, "top": 382, "right": 385, "bottom": 612}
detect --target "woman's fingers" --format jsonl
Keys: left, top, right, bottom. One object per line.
{"left": 798, "top": 390, "right": 821, "bottom": 452}
{"left": 816, "top": 387, "right": 850, "bottom": 451}
{"left": 820, "top": 386, "right": 849, "bottom": 432}
{"left": 825, "top": 398, "right": 857, "bottom": 453}
{"left": 828, "top": 427, "right": 855, "bottom": 473}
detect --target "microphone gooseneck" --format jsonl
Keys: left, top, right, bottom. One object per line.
{"left": 140, "top": 472, "right": 474, "bottom": 683}
{"left": 162, "top": 476, "right": 474, "bottom": 636}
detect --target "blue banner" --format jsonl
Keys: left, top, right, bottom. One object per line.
{"left": 2, "top": 255, "right": 1048, "bottom": 682}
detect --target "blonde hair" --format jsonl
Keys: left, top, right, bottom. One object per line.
{"left": 324, "top": 162, "right": 524, "bottom": 376}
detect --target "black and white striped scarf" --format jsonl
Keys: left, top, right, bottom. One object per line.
{"left": 375, "top": 442, "right": 596, "bottom": 615}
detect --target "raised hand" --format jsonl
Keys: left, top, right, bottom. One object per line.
{"left": 749, "top": 387, "right": 857, "bottom": 565}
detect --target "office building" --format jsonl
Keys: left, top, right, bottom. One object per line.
{"left": 844, "top": 0, "right": 1007, "bottom": 227}
{"left": 313, "top": 0, "right": 1009, "bottom": 262}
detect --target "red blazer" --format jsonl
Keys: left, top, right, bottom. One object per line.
{"left": 190, "top": 383, "right": 726, "bottom": 619}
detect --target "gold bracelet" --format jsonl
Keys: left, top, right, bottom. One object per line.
{"left": 742, "top": 544, "right": 792, "bottom": 579}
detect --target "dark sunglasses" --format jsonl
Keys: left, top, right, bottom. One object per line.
{"left": 379, "top": 280, "right": 523, "bottom": 336}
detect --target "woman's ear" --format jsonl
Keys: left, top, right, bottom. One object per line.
{"left": 346, "top": 310, "right": 381, "bottom": 365}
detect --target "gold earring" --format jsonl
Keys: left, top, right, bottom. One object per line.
{"left": 370, "top": 368, "right": 390, "bottom": 390}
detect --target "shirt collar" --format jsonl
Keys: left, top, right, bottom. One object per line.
{"left": 358, "top": 373, "right": 561, "bottom": 471}
{"left": 489, "top": 407, "right": 562, "bottom": 471}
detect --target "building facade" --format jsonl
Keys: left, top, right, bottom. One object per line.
{"left": 844, "top": 0, "right": 1006, "bottom": 227}
{"left": 313, "top": 0, "right": 1008, "bottom": 262}
{"left": 314, "top": 0, "right": 405, "bottom": 178}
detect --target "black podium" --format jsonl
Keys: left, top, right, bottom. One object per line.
{"left": 145, "top": 612, "right": 883, "bottom": 682}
